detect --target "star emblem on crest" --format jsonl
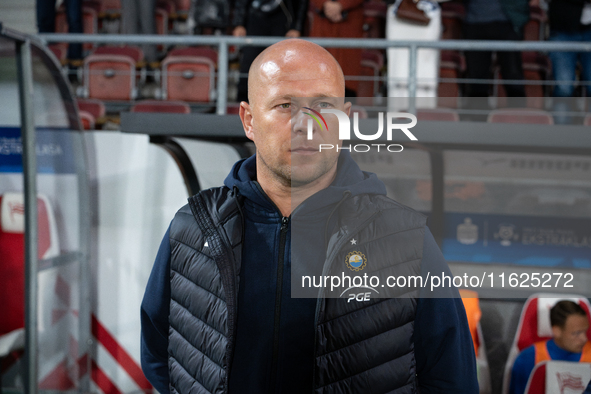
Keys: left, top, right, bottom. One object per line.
{"left": 350, "top": 238, "right": 357, "bottom": 245}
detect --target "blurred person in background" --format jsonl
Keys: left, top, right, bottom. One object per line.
{"left": 233, "top": 0, "right": 308, "bottom": 102}
{"left": 308, "top": 0, "right": 365, "bottom": 96}
{"left": 547, "top": 0, "right": 591, "bottom": 123}
{"left": 510, "top": 300, "right": 591, "bottom": 394}
{"left": 121, "top": 0, "right": 158, "bottom": 64}
{"left": 37, "top": 0, "right": 83, "bottom": 65}
{"left": 462, "top": 0, "right": 529, "bottom": 98}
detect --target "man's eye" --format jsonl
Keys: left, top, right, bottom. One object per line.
{"left": 278, "top": 103, "right": 290, "bottom": 109}
{"left": 318, "top": 102, "right": 331, "bottom": 108}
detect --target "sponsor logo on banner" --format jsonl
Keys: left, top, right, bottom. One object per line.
{"left": 457, "top": 218, "right": 478, "bottom": 245}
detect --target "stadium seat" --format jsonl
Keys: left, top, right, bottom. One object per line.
{"left": 522, "top": 52, "right": 551, "bottom": 107}
{"left": 93, "top": 45, "right": 144, "bottom": 64}
{"left": 524, "top": 361, "right": 591, "bottom": 394}
{"left": 438, "top": 50, "right": 464, "bottom": 108}
{"left": 79, "top": 110, "right": 96, "bottom": 130}
{"left": 77, "top": 98, "right": 106, "bottom": 122}
{"left": 160, "top": 48, "right": 217, "bottom": 102}
{"left": 98, "top": 0, "right": 122, "bottom": 19}
{"left": 502, "top": 293, "right": 591, "bottom": 394}
{"left": 155, "top": 7, "right": 170, "bottom": 36}
{"left": 131, "top": 100, "right": 191, "bottom": 113}
{"left": 460, "top": 289, "right": 492, "bottom": 394}
{"left": 48, "top": 44, "right": 68, "bottom": 65}
{"left": 167, "top": 46, "right": 218, "bottom": 64}
{"left": 55, "top": 3, "right": 99, "bottom": 52}
{"left": 82, "top": 46, "right": 144, "bottom": 100}
{"left": 173, "top": 0, "right": 191, "bottom": 14}
{"left": 0, "top": 193, "right": 60, "bottom": 337}
{"left": 488, "top": 108, "right": 554, "bottom": 124}
{"left": 358, "top": 50, "right": 384, "bottom": 99}
{"left": 416, "top": 108, "right": 460, "bottom": 122}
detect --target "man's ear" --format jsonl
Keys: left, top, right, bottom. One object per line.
{"left": 344, "top": 101, "right": 352, "bottom": 118}
{"left": 239, "top": 102, "right": 255, "bottom": 142}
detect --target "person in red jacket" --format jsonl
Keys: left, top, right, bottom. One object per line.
{"left": 510, "top": 300, "right": 591, "bottom": 394}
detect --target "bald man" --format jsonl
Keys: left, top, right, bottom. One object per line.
{"left": 141, "top": 39, "right": 478, "bottom": 394}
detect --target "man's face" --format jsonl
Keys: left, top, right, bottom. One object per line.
{"left": 553, "top": 314, "right": 589, "bottom": 353}
{"left": 242, "top": 53, "right": 348, "bottom": 188}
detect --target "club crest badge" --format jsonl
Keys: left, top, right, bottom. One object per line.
{"left": 345, "top": 251, "right": 367, "bottom": 272}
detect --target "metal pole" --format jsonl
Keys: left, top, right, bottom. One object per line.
{"left": 16, "top": 38, "right": 39, "bottom": 394}
{"left": 217, "top": 40, "right": 229, "bottom": 115}
{"left": 408, "top": 44, "right": 417, "bottom": 114}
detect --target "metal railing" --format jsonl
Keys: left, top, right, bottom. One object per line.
{"left": 39, "top": 33, "right": 591, "bottom": 114}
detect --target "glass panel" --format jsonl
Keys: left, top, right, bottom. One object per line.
{"left": 0, "top": 33, "right": 91, "bottom": 392}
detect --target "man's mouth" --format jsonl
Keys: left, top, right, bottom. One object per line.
{"left": 291, "top": 146, "right": 318, "bottom": 155}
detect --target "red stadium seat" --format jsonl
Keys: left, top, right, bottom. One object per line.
{"left": 48, "top": 44, "right": 68, "bottom": 65}
{"left": 99, "top": 0, "right": 122, "bottom": 18}
{"left": 131, "top": 100, "right": 191, "bottom": 113}
{"left": 82, "top": 47, "right": 144, "bottom": 100}
{"left": 524, "top": 361, "right": 591, "bottom": 394}
{"left": 93, "top": 45, "right": 144, "bottom": 63}
{"left": 160, "top": 51, "right": 216, "bottom": 102}
{"left": 55, "top": 4, "right": 99, "bottom": 52}
{"left": 155, "top": 7, "right": 169, "bottom": 36}
{"left": 522, "top": 52, "right": 550, "bottom": 107}
{"left": 438, "top": 50, "right": 464, "bottom": 108}
{"left": 167, "top": 47, "right": 218, "bottom": 64}
{"left": 77, "top": 98, "right": 106, "bottom": 120}
{"left": 79, "top": 110, "right": 96, "bottom": 130}
{"left": 416, "top": 108, "right": 460, "bottom": 122}
{"left": 174, "top": 0, "right": 191, "bottom": 12}
{"left": 502, "top": 294, "right": 591, "bottom": 394}
{"left": 525, "top": 361, "right": 547, "bottom": 394}
{"left": 0, "top": 193, "right": 60, "bottom": 338}
{"left": 156, "top": 1, "right": 176, "bottom": 42}
{"left": 357, "top": 49, "right": 384, "bottom": 105}
{"left": 488, "top": 108, "right": 553, "bottom": 124}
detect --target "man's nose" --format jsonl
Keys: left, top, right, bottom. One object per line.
{"left": 292, "top": 111, "right": 313, "bottom": 136}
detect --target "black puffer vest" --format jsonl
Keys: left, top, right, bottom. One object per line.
{"left": 168, "top": 187, "right": 426, "bottom": 394}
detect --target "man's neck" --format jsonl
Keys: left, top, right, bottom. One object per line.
{"left": 257, "top": 166, "right": 338, "bottom": 217}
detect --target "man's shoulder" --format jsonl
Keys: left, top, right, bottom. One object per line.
{"left": 172, "top": 185, "right": 234, "bottom": 218}
{"left": 171, "top": 185, "right": 240, "bottom": 235}
{"left": 513, "top": 344, "right": 536, "bottom": 369}
{"left": 362, "top": 193, "right": 427, "bottom": 225}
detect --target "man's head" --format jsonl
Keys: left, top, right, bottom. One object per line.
{"left": 239, "top": 39, "right": 350, "bottom": 189}
{"left": 550, "top": 300, "right": 589, "bottom": 353}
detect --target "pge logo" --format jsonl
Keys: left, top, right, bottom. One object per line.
{"left": 306, "top": 109, "right": 418, "bottom": 153}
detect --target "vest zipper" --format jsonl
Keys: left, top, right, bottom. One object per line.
{"left": 270, "top": 216, "right": 290, "bottom": 392}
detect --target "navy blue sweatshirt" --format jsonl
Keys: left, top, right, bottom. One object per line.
{"left": 141, "top": 152, "right": 478, "bottom": 393}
